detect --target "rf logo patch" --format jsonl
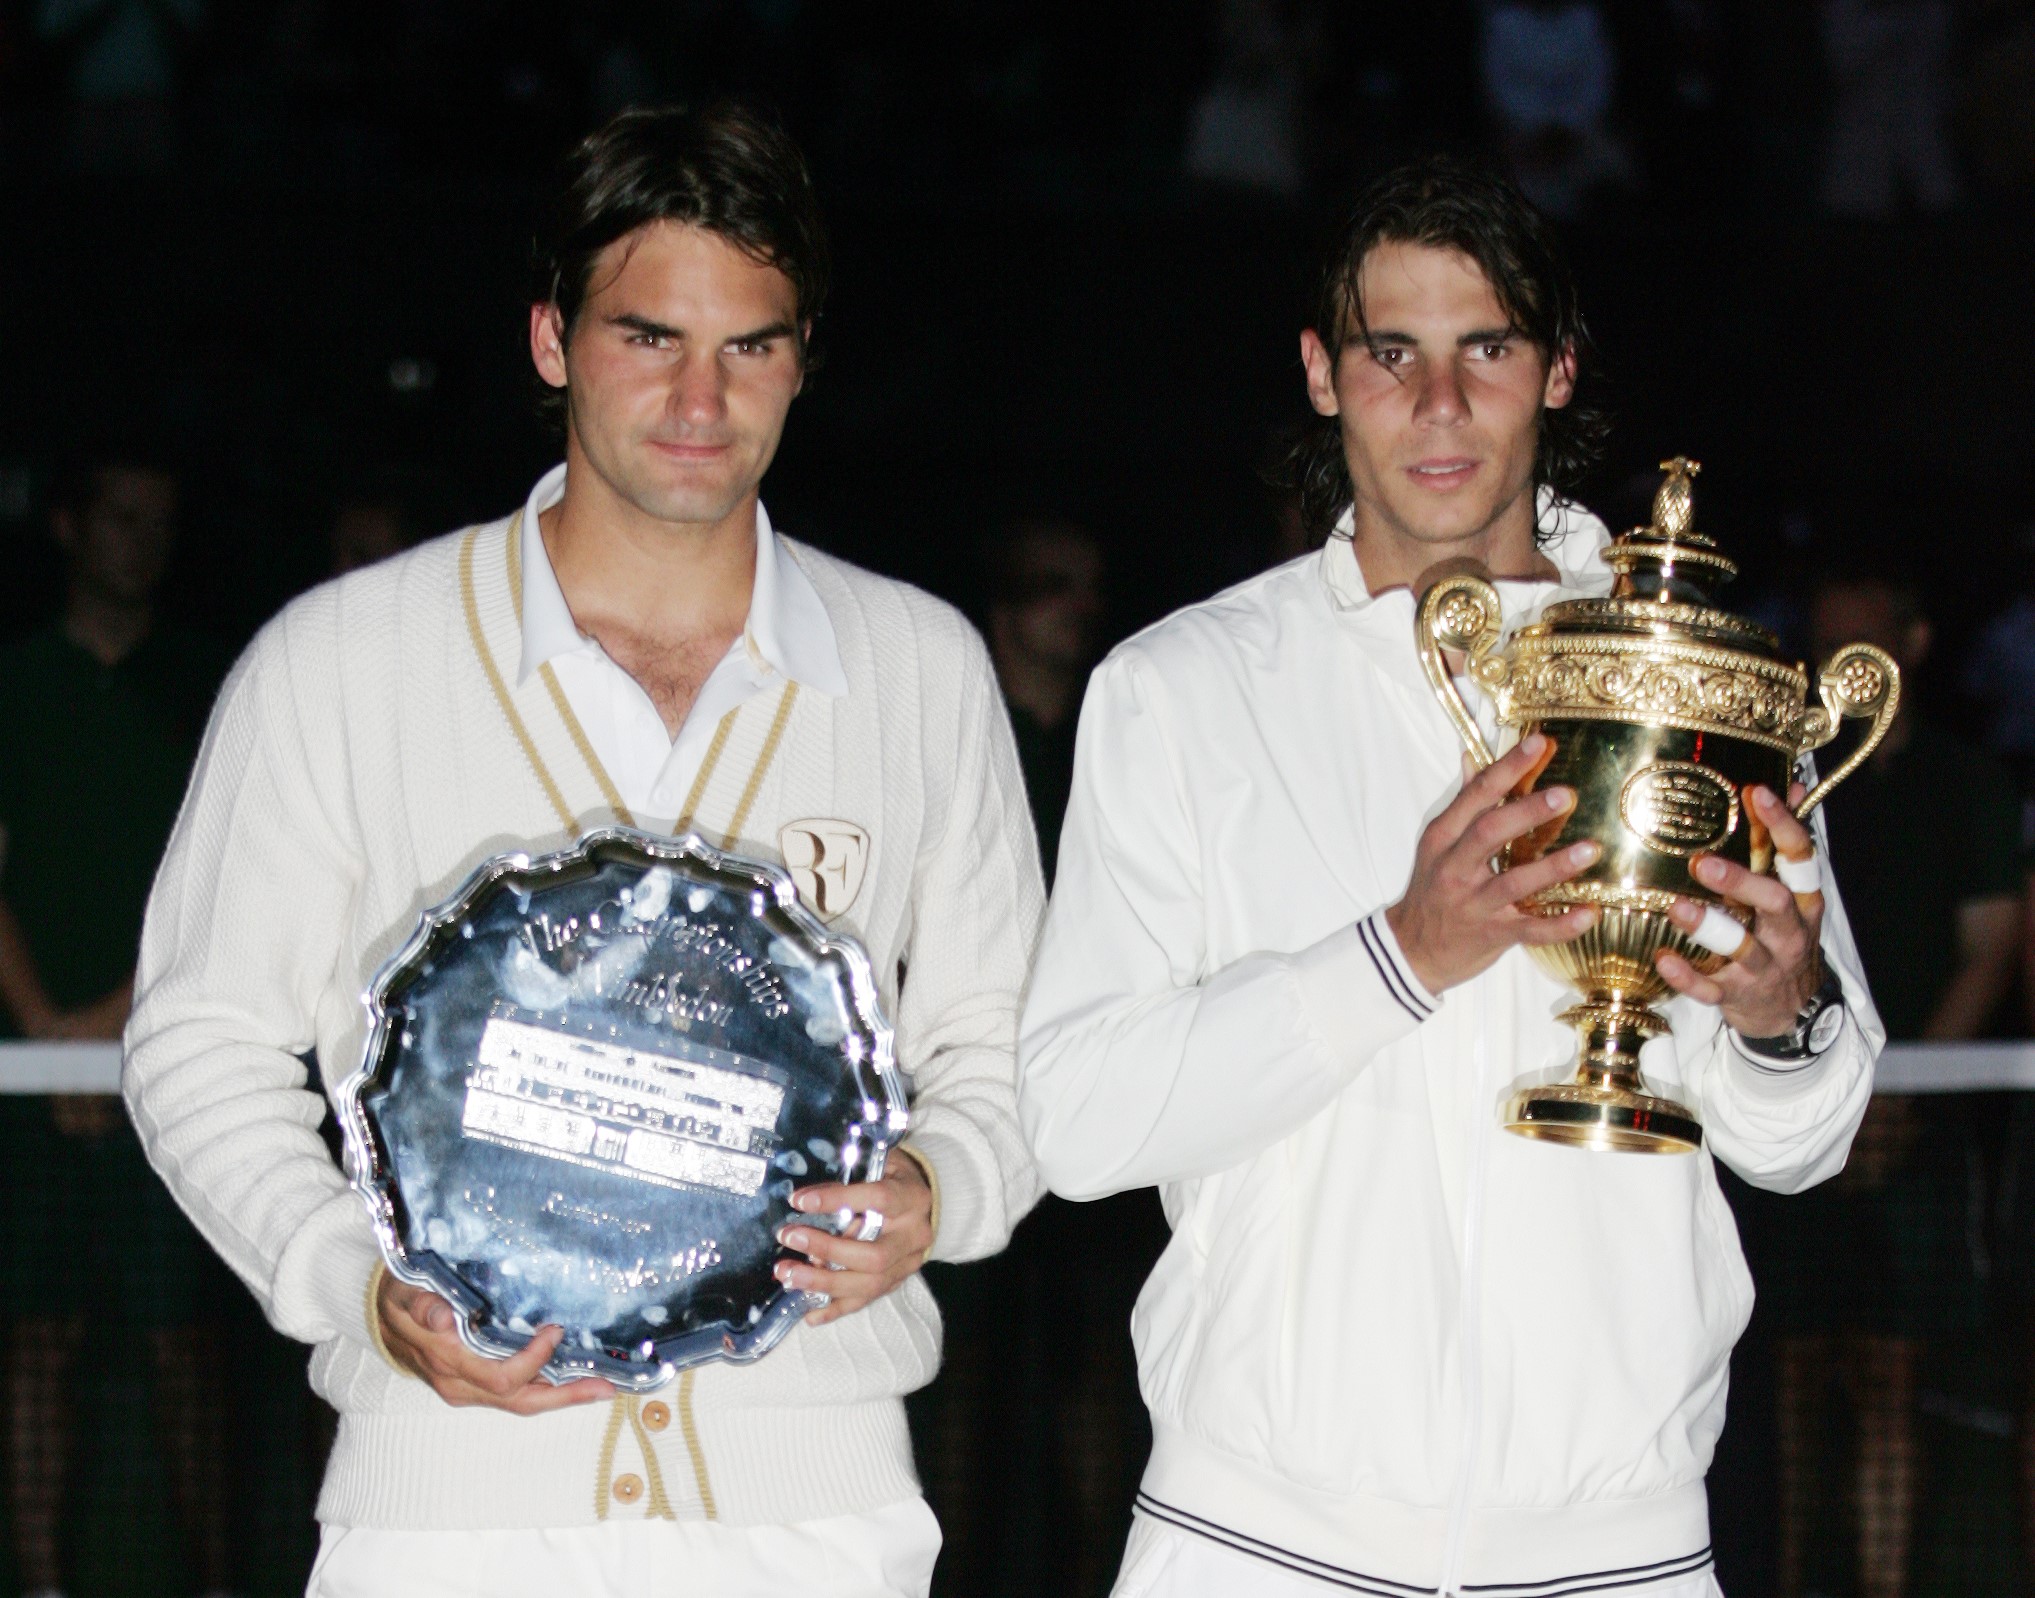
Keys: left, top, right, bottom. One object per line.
{"left": 778, "top": 819, "right": 870, "bottom": 919}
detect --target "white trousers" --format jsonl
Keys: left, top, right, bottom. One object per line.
{"left": 306, "top": 1497, "right": 941, "bottom": 1598}
{"left": 1111, "top": 1514, "right": 1727, "bottom": 1598}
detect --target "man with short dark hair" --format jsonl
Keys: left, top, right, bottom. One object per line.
{"left": 0, "top": 450, "right": 233, "bottom": 1598}
{"left": 1020, "top": 159, "right": 1882, "bottom": 1597}
{"left": 125, "top": 104, "right": 1042, "bottom": 1597}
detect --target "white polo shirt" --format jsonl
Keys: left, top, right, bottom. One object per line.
{"left": 516, "top": 462, "right": 848, "bottom": 821}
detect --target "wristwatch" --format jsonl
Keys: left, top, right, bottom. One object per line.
{"left": 1734, "top": 970, "right": 1846, "bottom": 1065}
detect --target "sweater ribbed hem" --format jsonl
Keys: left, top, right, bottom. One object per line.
{"left": 316, "top": 1394, "right": 919, "bottom": 1530}
{"left": 1142, "top": 1422, "right": 1711, "bottom": 1593}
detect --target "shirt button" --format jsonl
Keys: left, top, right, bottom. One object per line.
{"left": 612, "top": 1473, "right": 644, "bottom": 1504}
{"left": 652, "top": 786, "right": 674, "bottom": 808}
{"left": 641, "top": 1401, "right": 671, "bottom": 1432}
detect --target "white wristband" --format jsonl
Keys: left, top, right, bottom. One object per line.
{"left": 1690, "top": 905, "right": 1753, "bottom": 959}
{"left": 1774, "top": 851, "right": 1823, "bottom": 895}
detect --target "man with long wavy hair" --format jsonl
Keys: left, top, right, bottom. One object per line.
{"left": 1020, "top": 158, "right": 1880, "bottom": 1598}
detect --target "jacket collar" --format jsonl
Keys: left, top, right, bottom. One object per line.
{"left": 1317, "top": 487, "right": 1612, "bottom": 616}
{"left": 514, "top": 462, "right": 848, "bottom": 698}
{"left": 1316, "top": 489, "right": 1613, "bottom": 697}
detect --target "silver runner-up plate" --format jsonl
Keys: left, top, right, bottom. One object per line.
{"left": 337, "top": 828, "right": 907, "bottom": 1391}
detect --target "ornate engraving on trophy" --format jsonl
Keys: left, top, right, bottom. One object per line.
{"left": 516, "top": 888, "right": 795, "bottom": 1022}
{"left": 1434, "top": 587, "right": 1495, "bottom": 642}
{"left": 1505, "top": 641, "right": 1805, "bottom": 751}
{"left": 1618, "top": 762, "right": 1740, "bottom": 856}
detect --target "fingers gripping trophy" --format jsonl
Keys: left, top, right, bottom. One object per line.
{"left": 1414, "top": 458, "right": 1899, "bottom": 1153}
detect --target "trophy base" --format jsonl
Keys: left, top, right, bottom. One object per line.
{"left": 1503, "top": 1084, "right": 1703, "bottom": 1153}
{"left": 1502, "top": 1001, "right": 1704, "bottom": 1154}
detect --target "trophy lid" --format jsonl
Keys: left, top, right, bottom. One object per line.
{"left": 1535, "top": 457, "right": 1779, "bottom": 654}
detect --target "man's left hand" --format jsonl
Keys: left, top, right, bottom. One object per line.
{"left": 777, "top": 1155, "right": 934, "bottom": 1328}
{"left": 1655, "top": 783, "right": 1824, "bottom": 1037}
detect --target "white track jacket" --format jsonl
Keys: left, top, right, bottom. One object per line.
{"left": 1018, "top": 500, "right": 1879, "bottom": 1597}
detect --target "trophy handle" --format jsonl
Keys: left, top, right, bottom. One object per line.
{"left": 1415, "top": 572, "right": 1508, "bottom": 772}
{"left": 1792, "top": 642, "right": 1901, "bottom": 819}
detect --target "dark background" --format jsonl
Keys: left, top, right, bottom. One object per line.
{"left": 4, "top": 3, "right": 2035, "bottom": 1596}
{"left": 2, "top": 2, "right": 2031, "bottom": 670}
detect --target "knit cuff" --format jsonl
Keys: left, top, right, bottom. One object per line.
{"left": 895, "top": 1123, "right": 991, "bottom": 1263}
{"left": 893, "top": 1142, "right": 942, "bottom": 1250}
{"left": 273, "top": 1202, "right": 388, "bottom": 1359}
{"left": 362, "top": 1261, "right": 414, "bottom": 1378}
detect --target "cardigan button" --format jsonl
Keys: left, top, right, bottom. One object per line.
{"left": 642, "top": 1401, "right": 671, "bottom": 1431}
{"left": 612, "top": 1473, "right": 644, "bottom": 1504}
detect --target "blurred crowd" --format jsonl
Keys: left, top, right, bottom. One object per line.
{"left": 1, "top": 4, "right": 2034, "bottom": 1598}
{"left": 0, "top": 1, "right": 2031, "bottom": 217}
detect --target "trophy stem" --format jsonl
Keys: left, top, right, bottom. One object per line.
{"left": 1502, "top": 1000, "right": 1702, "bottom": 1153}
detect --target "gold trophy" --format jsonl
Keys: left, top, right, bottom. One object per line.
{"left": 1413, "top": 458, "right": 1898, "bottom": 1153}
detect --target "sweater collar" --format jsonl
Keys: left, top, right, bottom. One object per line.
{"left": 514, "top": 462, "right": 847, "bottom": 698}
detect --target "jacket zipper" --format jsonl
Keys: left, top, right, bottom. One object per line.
{"left": 1436, "top": 1022, "right": 1491, "bottom": 1595}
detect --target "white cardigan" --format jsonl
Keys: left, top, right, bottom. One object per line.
{"left": 125, "top": 514, "right": 1044, "bottom": 1531}
{"left": 1018, "top": 503, "right": 1880, "bottom": 1596}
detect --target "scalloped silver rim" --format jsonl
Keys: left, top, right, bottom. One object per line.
{"left": 334, "top": 826, "right": 907, "bottom": 1391}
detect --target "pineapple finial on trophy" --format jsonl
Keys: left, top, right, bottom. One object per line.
{"left": 1652, "top": 456, "right": 1701, "bottom": 539}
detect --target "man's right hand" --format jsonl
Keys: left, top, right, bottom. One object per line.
{"left": 1384, "top": 733, "right": 1601, "bottom": 996}
{"left": 375, "top": 1270, "right": 613, "bottom": 1414}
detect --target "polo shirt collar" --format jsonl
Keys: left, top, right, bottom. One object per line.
{"left": 514, "top": 462, "right": 847, "bottom": 697}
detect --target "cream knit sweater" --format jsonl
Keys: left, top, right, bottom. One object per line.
{"left": 124, "top": 513, "right": 1045, "bottom": 1530}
